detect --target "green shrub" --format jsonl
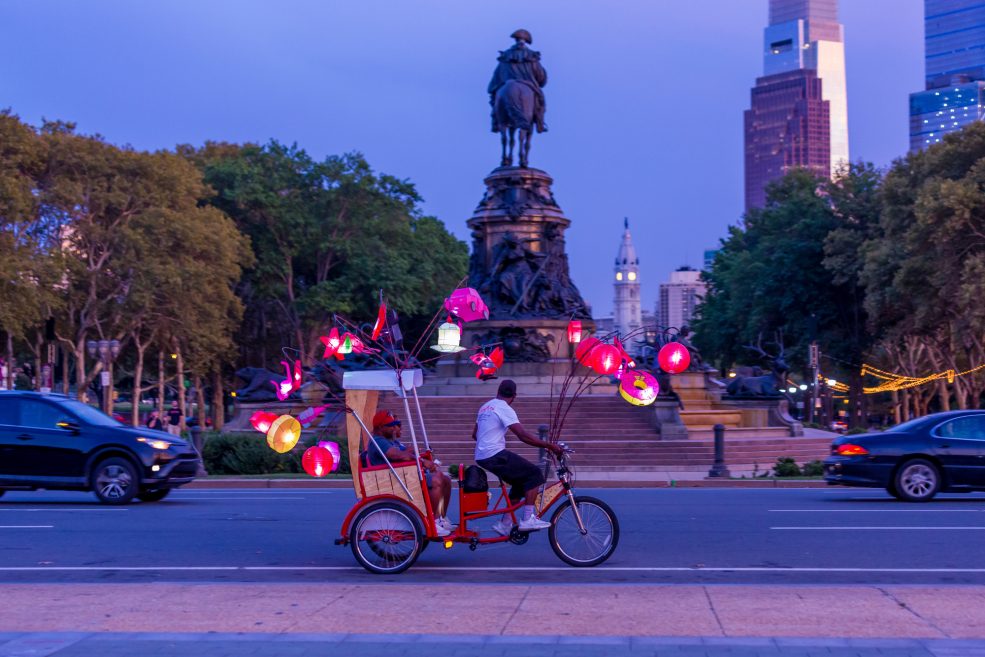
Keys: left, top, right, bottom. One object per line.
{"left": 447, "top": 464, "right": 460, "bottom": 478}
{"left": 201, "top": 432, "right": 350, "bottom": 475}
{"left": 846, "top": 427, "right": 868, "bottom": 435}
{"left": 773, "top": 456, "right": 801, "bottom": 477}
{"left": 800, "top": 460, "right": 824, "bottom": 477}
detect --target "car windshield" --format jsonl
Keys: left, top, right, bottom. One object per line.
{"left": 885, "top": 417, "right": 928, "bottom": 433}
{"left": 60, "top": 399, "right": 121, "bottom": 427}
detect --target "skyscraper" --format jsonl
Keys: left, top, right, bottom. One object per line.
{"left": 613, "top": 219, "right": 641, "bottom": 340}
{"left": 657, "top": 267, "right": 707, "bottom": 331}
{"left": 744, "top": 0, "right": 849, "bottom": 210}
{"left": 909, "top": 1, "right": 985, "bottom": 151}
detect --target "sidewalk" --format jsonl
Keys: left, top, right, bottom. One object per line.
{"left": 1, "top": 631, "right": 981, "bottom": 656}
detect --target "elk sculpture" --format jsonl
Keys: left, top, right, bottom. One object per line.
{"left": 725, "top": 334, "right": 789, "bottom": 398}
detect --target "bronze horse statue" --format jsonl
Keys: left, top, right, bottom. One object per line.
{"left": 494, "top": 79, "right": 536, "bottom": 168}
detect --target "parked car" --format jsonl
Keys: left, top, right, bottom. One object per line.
{"left": 0, "top": 391, "right": 201, "bottom": 504}
{"left": 824, "top": 410, "right": 985, "bottom": 501}
{"left": 830, "top": 420, "right": 848, "bottom": 433}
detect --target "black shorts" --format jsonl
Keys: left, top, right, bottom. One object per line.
{"left": 476, "top": 450, "right": 545, "bottom": 502}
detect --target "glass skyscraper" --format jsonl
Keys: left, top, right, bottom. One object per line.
{"left": 744, "top": 0, "right": 849, "bottom": 210}
{"left": 910, "top": 1, "right": 985, "bottom": 151}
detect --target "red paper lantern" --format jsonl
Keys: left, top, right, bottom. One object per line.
{"left": 592, "top": 343, "right": 622, "bottom": 375}
{"left": 658, "top": 342, "right": 691, "bottom": 374}
{"left": 575, "top": 337, "right": 601, "bottom": 366}
{"left": 249, "top": 411, "right": 279, "bottom": 434}
{"left": 567, "top": 320, "right": 583, "bottom": 345}
{"left": 302, "top": 445, "right": 334, "bottom": 477}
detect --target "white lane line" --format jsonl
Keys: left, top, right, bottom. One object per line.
{"left": 168, "top": 497, "right": 306, "bottom": 500}
{"left": 0, "top": 509, "right": 128, "bottom": 512}
{"left": 2, "top": 565, "right": 985, "bottom": 573}
{"left": 772, "top": 526, "right": 985, "bottom": 530}
{"left": 0, "top": 525, "right": 53, "bottom": 529}
{"left": 770, "top": 509, "right": 982, "bottom": 513}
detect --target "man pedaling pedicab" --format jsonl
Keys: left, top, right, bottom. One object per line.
{"left": 367, "top": 411, "right": 455, "bottom": 537}
{"left": 473, "top": 379, "right": 564, "bottom": 535}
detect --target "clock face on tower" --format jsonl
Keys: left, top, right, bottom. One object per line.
{"left": 616, "top": 272, "right": 623, "bottom": 281}
{"left": 628, "top": 272, "right": 637, "bottom": 281}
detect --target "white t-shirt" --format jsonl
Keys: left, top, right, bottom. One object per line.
{"left": 474, "top": 398, "right": 519, "bottom": 461}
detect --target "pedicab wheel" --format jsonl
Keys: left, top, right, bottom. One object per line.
{"left": 349, "top": 501, "right": 425, "bottom": 575}
{"left": 548, "top": 496, "right": 619, "bottom": 567}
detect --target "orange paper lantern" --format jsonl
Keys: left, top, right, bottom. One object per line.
{"left": 266, "top": 415, "right": 301, "bottom": 453}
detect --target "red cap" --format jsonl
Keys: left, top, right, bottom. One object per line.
{"left": 372, "top": 410, "right": 397, "bottom": 430}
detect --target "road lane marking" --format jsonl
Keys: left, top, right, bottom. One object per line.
{"left": 3, "top": 565, "right": 985, "bottom": 573}
{"left": 167, "top": 497, "right": 307, "bottom": 500}
{"left": 770, "top": 509, "right": 982, "bottom": 512}
{"left": 0, "top": 525, "right": 53, "bottom": 529}
{"left": 772, "top": 526, "right": 985, "bottom": 530}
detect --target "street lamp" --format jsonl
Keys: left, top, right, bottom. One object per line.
{"left": 86, "top": 339, "right": 120, "bottom": 415}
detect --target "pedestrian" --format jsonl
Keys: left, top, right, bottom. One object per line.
{"left": 166, "top": 400, "right": 183, "bottom": 436}
{"left": 472, "top": 379, "right": 562, "bottom": 535}
{"left": 146, "top": 409, "right": 165, "bottom": 431}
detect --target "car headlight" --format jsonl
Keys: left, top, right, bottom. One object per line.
{"left": 136, "top": 437, "right": 172, "bottom": 450}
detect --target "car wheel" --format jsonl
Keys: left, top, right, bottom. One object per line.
{"left": 91, "top": 457, "right": 139, "bottom": 505}
{"left": 886, "top": 481, "right": 904, "bottom": 500}
{"left": 894, "top": 458, "right": 940, "bottom": 502}
{"left": 137, "top": 489, "right": 171, "bottom": 502}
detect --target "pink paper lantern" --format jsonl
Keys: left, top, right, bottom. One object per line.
{"left": 444, "top": 288, "right": 489, "bottom": 323}
{"left": 619, "top": 369, "right": 659, "bottom": 406}
{"left": 249, "top": 411, "right": 279, "bottom": 434}
{"left": 658, "top": 343, "right": 691, "bottom": 374}
{"left": 575, "top": 337, "right": 601, "bottom": 366}
{"left": 318, "top": 440, "right": 342, "bottom": 472}
{"left": 591, "top": 344, "right": 622, "bottom": 375}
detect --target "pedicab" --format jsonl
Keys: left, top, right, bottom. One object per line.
{"left": 333, "top": 367, "right": 620, "bottom": 574}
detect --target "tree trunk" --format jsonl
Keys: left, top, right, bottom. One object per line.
{"left": 157, "top": 350, "right": 165, "bottom": 417}
{"left": 175, "top": 345, "right": 186, "bottom": 434}
{"left": 936, "top": 379, "right": 951, "bottom": 412}
{"left": 5, "top": 333, "right": 13, "bottom": 390}
{"left": 901, "top": 389, "right": 910, "bottom": 422}
{"left": 32, "top": 334, "right": 42, "bottom": 391}
{"left": 132, "top": 342, "right": 145, "bottom": 427}
{"left": 892, "top": 389, "right": 900, "bottom": 425}
{"left": 211, "top": 371, "right": 224, "bottom": 431}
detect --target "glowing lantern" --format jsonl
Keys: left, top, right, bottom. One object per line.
{"left": 575, "top": 337, "right": 601, "bottom": 366}
{"left": 619, "top": 369, "right": 659, "bottom": 406}
{"left": 658, "top": 343, "right": 691, "bottom": 374}
{"left": 567, "top": 320, "right": 583, "bottom": 345}
{"left": 297, "top": 404, "right": 329, "bottom": 427}
{"left": 317, "top": 440, "right": 342, "bottom": 472}
{"left": 271, "top": 360, "right": 302, "bottom": 401}
{"left": 338, "top": 334, "right": 353, "bottom": 355}
{"left": 591, "top": 344, "right": 622, "bottom": 375}
{"left": 320, "top": 328, "right": 342, "bottom": 359}
{"left": 302, "top": 445, "right": 334, "bottom": 477}
{"left": 470, "top": 346, "right": 504, "bottom": 380}
{"left": 432, "top": 319, "right": 465, "bottom": 353}
{"left": 444, "top": 288, "right": 489, "bottom": 322}
{"left": 613, "top": 336, "right": 636, "bottom": 368}
{"left": 249, "top": 411, "right": 279, "bottom": 434}
{"left": 266, "top": 415, "right": 301, "bottom": 453}
{"left": 371, "top": 297, "right": 387, "bottom": 341}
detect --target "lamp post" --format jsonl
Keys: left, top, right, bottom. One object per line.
{"left": 86, "top": 339, "right": 120, "bottom": 415}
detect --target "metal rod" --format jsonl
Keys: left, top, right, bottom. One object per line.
{"left": 411, "top": 386, "right": 431, "bottom": 452}
{"left": 350, "top": 409, "right": 414, "bottom": 501}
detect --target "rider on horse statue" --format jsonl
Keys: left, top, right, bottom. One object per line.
{"left": 488, "top": 30, "right": 547, "bottom": 167}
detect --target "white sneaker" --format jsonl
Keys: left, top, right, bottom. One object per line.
{"left": 517, "top": 515, "right": 551, "bottom": 532}
{"left": 490, "top": 519, "right": 513, "bottom": 536}
{"left": 436, "top": 517, "right": 456, "bottom": 532}
{"left": 433, "top": 521, "right": 450, "bottom": 537}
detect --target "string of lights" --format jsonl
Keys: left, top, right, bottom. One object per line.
{"left": 860, "top": 362, "right": 985, "bottom": 394}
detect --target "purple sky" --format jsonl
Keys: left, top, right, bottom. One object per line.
{"left": 0, "top": 1, "right": 923, "bottom": 317}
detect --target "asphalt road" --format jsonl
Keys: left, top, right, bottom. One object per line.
{"left": 1, "top": 487, "right": 985, "bottom": 585}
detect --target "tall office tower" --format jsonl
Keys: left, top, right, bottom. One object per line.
{"left": 910, "top": 1, "right": 985, "bottom": 151}
{"left": 613, "top": 219, "right": 642, "bottom": 341}
{"left": 744, "top": 0, "right": 849, "bottom": 209}
{"left": 658, "top": 267, "right": 707, "bottom": 331}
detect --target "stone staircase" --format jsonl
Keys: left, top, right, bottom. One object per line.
{"left": 377, "top": 393, "right": 831, "bottom": 473}
{"left": 673, "top": 372, "right": 793, "bottom": 440}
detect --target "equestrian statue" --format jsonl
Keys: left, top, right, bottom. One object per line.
{"left": 488, "top": 29, "right": 547, "bottom": 168}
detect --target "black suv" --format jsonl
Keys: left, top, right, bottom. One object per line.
{"left": 0, "top": 391, "right": 201, "bottom": 504}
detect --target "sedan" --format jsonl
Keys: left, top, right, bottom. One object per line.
{"left": 824, "top": 410, "right": 985, "bottom": 502}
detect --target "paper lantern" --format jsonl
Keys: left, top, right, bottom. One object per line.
{"left": 302, "top": 445, "right": 334, "bottom": 477}
{"left": 297, "top": 405, "right": 328, "bottom": 427}
{"left": 371, "top": 299, "right": 387, "bottom": 340}
{"left": 614, "top": 336, "right": 636, "bottom": 369}
{"left": 619, "top": 369, "right": 659, "bottom": 406}
{"left": 444, "top": 288, "right": 489, "bottom": 322}
{"left": 320, "top": 328, "right": 342, "bottom": 359}
{"left": 249, "top": 411, "right": 279, "bottom": 434}
{"left": 266, "top": 415, "right": 301, "bottom": 453}
{"left": 338, "top": 334, "right": 353, "bottom": 355}
{"left": 271, "top": 360, "right": 302, "bottom": 401}
{"left": 432, "top": 320, "right": 465, "bottom": 353}
{"left": 567, "top": 320, "right": 583, "bottom": 345}
{"left": 318, "top": 440, "right": 342, "bottom": 472}
{"left": 658, "top": 343, "right": 691, "bottom": 374}
{"left": 591, "top": 344, "right": 622, "bottom": 375}
{"left": 575, "top": 337, "right": 601, "bottom": 366}
{"left": 470, "top": 346, "right": 504, "bottom": 380}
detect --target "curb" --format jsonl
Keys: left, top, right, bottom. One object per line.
{"left": 183, "top": 478, "right": 829, "bottom": 489}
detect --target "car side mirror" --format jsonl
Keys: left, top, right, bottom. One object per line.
{"left": 56, "top": 420, "right": 80, "bottom": 434}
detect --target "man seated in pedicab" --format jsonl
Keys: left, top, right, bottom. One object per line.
{"left": 367, "top": 410, "right": 455, "bottom": 537}
{"left": 473, "top": 379, "right": 564, "bottom": 536}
